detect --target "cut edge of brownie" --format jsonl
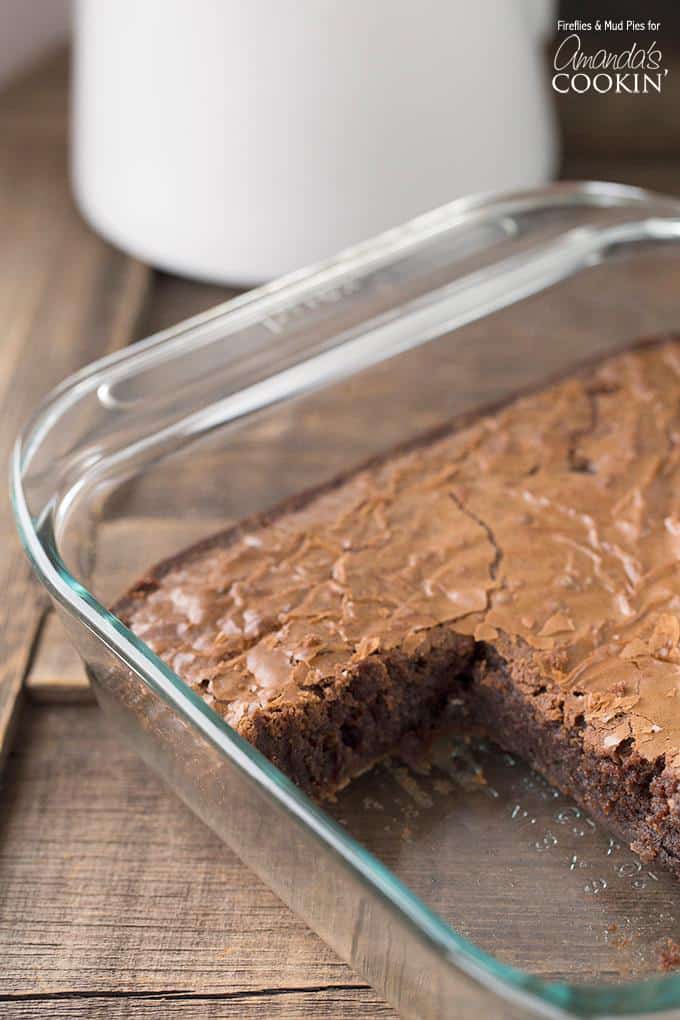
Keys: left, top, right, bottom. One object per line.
{"left": 237, "top": 628, "right": 476, "bottom": 797}
{"left": 469, "top": 644, "right": 675, "bottom": 874}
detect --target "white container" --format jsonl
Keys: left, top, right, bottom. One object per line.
{"left": 73, "top": 0, "right": 557, "bottom": 285}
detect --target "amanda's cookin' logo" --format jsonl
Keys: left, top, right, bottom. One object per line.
{"left": 552, "top": 33, "right": 668, "bottom": 94}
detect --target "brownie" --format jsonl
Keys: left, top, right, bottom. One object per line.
{"left": 116, "top": 337, "right": 680, "bottom": 876}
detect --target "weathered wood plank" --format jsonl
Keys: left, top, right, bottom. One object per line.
{"left": 0, "top": 988, "right": 394, "bottom": 1020}
{"left": 25, "top": 615, "right": 92, "bottom": 703}
{"left": 136, "top": 271, "right": 238, "bottom": 337}
{"left": 0, "top": 51, "right": 150, "bottom": 758}
{"left": 560, "top": 154, "right": 680, "bottom": 196}
{"left": 0, "top": 704, "right": 397, "bottom": 1019}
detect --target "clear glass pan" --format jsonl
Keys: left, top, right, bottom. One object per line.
{"left": 12, "top": 182, "right": 680, "bottom": 1018}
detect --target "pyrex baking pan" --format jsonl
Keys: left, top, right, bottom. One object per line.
{"left": 12, "top": 182, "right": 680, "bottom": 1019}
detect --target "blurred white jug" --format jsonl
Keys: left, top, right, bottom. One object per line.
{"left": 73, "top": 0, "right": 557, "bottom": 285}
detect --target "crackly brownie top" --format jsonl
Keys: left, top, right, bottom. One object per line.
{"left": 126, "top": 340, "right": 680, "bottom": 767}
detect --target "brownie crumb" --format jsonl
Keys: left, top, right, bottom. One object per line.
{"left": 660, "top": 938, "right": 680, "bottom": 971}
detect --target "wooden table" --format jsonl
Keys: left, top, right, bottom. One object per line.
{"left": 0, "top": 52, "right": 393, "bottom": 1020}
{"left": 2, "top": 50, "right": 680, "bottom": 1020}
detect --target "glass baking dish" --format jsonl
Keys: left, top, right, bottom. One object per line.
{"left": 12, "top": 182, "right": 680, "bottom": 1019}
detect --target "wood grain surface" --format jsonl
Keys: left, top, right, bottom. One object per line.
{"left": 24, "top": 614, "right": 93, "bottom": 704}
{"left": 0, "top": 706, "right": 394, "bottom": 1019}
{"left": 0, "top": 51, "right": 150, "bottom": 764}
{"left": 0, "top": 50, "right": 397, "bottom": 1020}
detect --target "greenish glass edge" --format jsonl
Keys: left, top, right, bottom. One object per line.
{"left": 13, "top": 487, "right": 680, "bottom": 1020}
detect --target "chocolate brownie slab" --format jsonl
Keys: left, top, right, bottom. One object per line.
{"left": 116, "top": 338, "right": 680, "bottom": 876}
